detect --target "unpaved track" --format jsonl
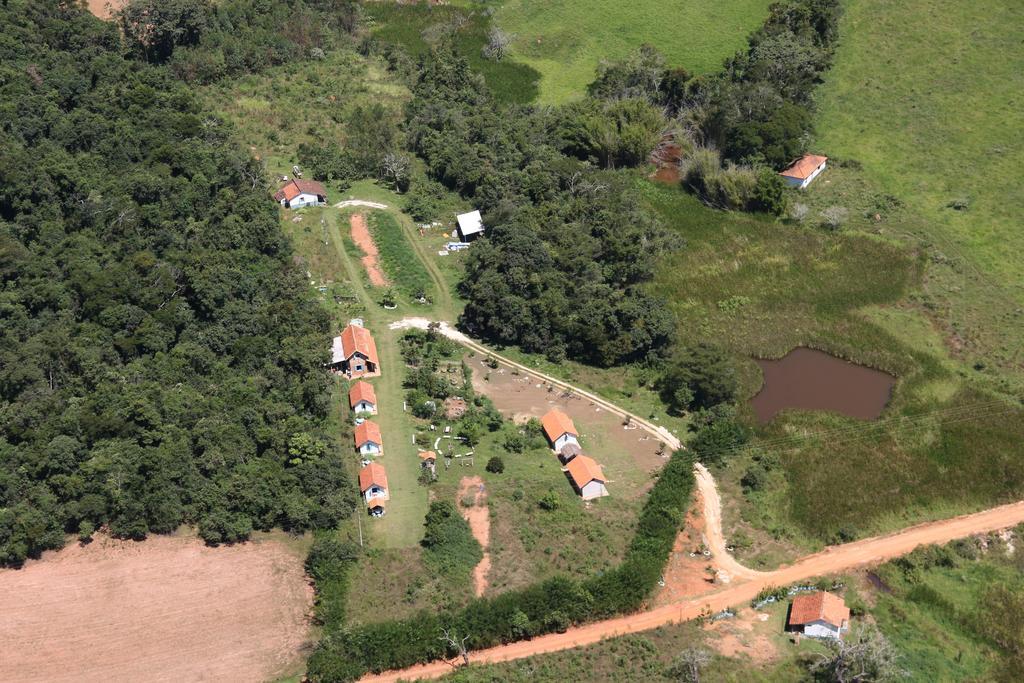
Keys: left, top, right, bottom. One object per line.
{"left": 0, "top": 534, "right": 312, "bottom": 683}
{"left": 457, "top": 476, "right": 491, "bottom": 596}
{"left": 362, "top": 500, "right": 1024, "bottom": 682}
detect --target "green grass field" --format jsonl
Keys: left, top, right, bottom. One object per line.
{"left": 494, "top": 0, "right": 773, "bottom": 103}
{"left": 366, "top": 210, "right": 435, "bottom": 301}
{"left": 809, "top": 0, "right": 1024, "bottom": 378}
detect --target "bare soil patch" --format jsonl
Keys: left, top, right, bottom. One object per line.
{"left": 704, "top": 608, "right": 779, "bottom": 665}
{"left": 86, "top": 0, "right": 124, "bottom": 20}
{"left": 458, "top": 475, "right": 491, "bottom": 596}
{"left": 654, "top": 492, "right": 717, "bottom": 605}
{"left": 0, "top": 533, "right": 313, "bottom": 683}
{"left": 350, "top": 212, "right": 389, "bottom": 287}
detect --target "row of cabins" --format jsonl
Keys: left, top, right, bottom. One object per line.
{"left": 540, "top": 409, "right": 609, "bottom": 501}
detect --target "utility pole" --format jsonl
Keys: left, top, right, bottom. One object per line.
{"left": 357, "top": 508, "right": 363, "bottom": 548}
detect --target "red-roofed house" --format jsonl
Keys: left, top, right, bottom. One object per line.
{"left": 564, "top": 454, "right": 609, "bottom": 501}
{"left": 274, "top": 179, "right": 327, "bottom": 209}
{"left": 541, "top": 409, "right": 579, "bottom": 455}
{"left": 354, "top": 420, "right": 383, "bottom": 456}
{"left": 349, "top": 381, "right": 377, "bottom": 415}
{"left": 330, "top": 323, "right": 380, "bottom": 378}
{"left": 358, "top": 462, "right": 389, "bottom": 516}
{"left": 779, "top": 154, "right": 828, "bottom": 189}
{"left": 787, "top": 592, "right": 850, "bottom": 639}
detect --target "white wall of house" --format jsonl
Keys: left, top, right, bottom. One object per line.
{"left": 579, "top": 480, "right": 609, "bottom": 500}
{"left": 283, "top": 192, "right": 323, "bottom": 209}
{"left": 553, "top": 433, "right": 579, "bottom": 452}
{"left": 363, "top": 486, "right": 387, "bottom": 503}
{"left": 787, "top": 161, "right": 826, "bottom": 189}
{"left": 359, "top": 441, "right": 382, "bottom": 456}
{"left": 804, "top": 620, "right": 844, "bottom": 639}
{"left": 353, "top": 400, "right": 376, "bottom": 414}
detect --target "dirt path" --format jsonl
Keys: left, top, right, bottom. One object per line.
{"left": 350, "top": 213, "right": 389, "bottom": 287}
{"left": 458, "top": 476, "right": 491, "bottom": 596}
{"left": 0, "top": 533, "right": 312, "bottom": 683}
{"left": 362, "top": 499, "right": 1024, "bottom": 682}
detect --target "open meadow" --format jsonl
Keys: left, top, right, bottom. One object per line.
{"left": 494, "top": 0, "right": 773, "bottom": 103}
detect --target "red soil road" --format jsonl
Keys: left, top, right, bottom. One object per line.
{"left": 361, "top": 500, "right": 1024, "bottom": 682}
{"left": 0, "top": 533, "right": 313, "bottom": 683}
{"left": 350, "top": 212, "right": 389, "bottom": 287}
{"left": 457, "top": 475, "right": 491, "bottom": 597}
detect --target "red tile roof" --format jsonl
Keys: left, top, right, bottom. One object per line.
{"left": 541, "top": 409, "right": 577, "bottom": 442}
{"left": 354, "top": 420, "right": 382, "bottom": 448}
{"left": 340, "top": 324, "right": 380, "bottom": 367}
{"left": 358, "top": 462, "right": 388, "bottom": 492}
{"left": 274, "top": 179, "right": 327, "bottom": 202}
{"left": 566, "top": 454, "right": 605, "bottom": 488}
{"left": 348, "top": 381, "right": 377, "bottom": 408}
{"left": 418, "top": 450, "right": 437, "bottom": 461}
{"left": 780, "top": 154, "right": 828, "bottom": 180}
{"left": 788, "top": 592, "right": 850, "bottom": 628}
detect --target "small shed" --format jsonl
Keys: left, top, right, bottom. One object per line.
{"left": 787, "top": 592, "right": 850, "bottom": 639}
{"left": 564, "top": 454, "right": 609, "bottom": 500}
{"left": 779, "top": 154, "right": 828, "bottom": 189}
{"left": 354, "top": 420, "right": 383, "bottom": 456}
{"left": 419, "top": 450, "right": 437, "bottom": 470}
{"left": 349, "top": 381, "right": 378, "bottom": 415}
{"left": 455, "top": 210, "right": 485, "bottom": 241}
{"left": 541, "top": 409, "right": 579, "bottom": 453}
{"left": 558, "top": 442, "right": 582, "bottom": 463}
{"left": 358, "top": 462, "right": 389, "bottom": 505}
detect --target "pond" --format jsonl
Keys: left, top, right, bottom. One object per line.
{"left": 750, "top": 347, "right": 896, "bottom": 423}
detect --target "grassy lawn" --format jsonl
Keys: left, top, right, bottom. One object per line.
{"left": 809, "top": 0, "right": 1024, "bottom": 379}
{"left": 494, "top": 0, "right": 774, "bottom": 103}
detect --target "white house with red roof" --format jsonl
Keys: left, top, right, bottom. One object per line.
{"left": 348, "top": 380, "right": 377, "bottom": 415}
{"left": 354, "top": 420, "right": 383, "bottom": 456}
{"left": 358, "top": 462, "right": 389, "bottom": 517}
{"left": 779, "top": 154, "right": 828, "bottom": 189}
{"left": 564, "top": 454, "right": 609, "bottom": 500}
{"left": 541, "top": 409, "right": 579, "bottom": 456}
{"left": 274, "top": 178, "right": 328, "bottom": 209}
{"left": 787, "top": 591, "right": 850, "bottom": 639}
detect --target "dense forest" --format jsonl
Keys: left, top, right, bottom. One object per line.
{"left": 0, "top": 1, "right": 354, "bottom": 565}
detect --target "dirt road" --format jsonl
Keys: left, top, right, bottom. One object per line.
{"left": 457, "top": 476, "right": 492, "bottom": 596}
{"left": 362, "top": 499, "right": 1024, "bottom": 682}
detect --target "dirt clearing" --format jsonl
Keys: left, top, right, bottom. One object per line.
{"left": 86, "top": 0, "right": 124, "bottom": 20}
{"left": 350, "top": 212, "right": 389, "bottom": 287}
{"left": 458, "top": 475, "right": 491, "bottom": 596}
{"left": 0, "top": 533, "right": 313, "bottom": 683}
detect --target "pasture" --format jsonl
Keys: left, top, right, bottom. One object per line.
{"left": 0, "top": 533, "right": 312, "bottom": 683}
{"left": 810, "top": 0, "right": 1024, "bottom": 378}
{"left": 494, "top": 0, "right": 774, "bottom": 103}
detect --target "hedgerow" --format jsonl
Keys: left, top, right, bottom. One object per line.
{"left": 306, "top": 449, "right": 696, "bottom": 680}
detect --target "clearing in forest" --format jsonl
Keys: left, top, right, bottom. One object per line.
{"left": 350, "top": 212, "right": 389, "bottom": 287}
{"left": 0, "top": 533, "right": 312, "bottom": 683}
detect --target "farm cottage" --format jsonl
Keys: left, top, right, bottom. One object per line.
{"left": 354, "top": 420, "right": 383, "bottom": 456}
{"left": 787, "top": 591, "right": 850, "bottom": 639}
{"left": 779, "top": 154, "right": 828, "bottom": 189}
{"left": 541, "top": 408, "right": 579, "bottom": 455}
{"left": 349, "top": 380, "right": 377, "bottom": 415}
{"left": 455, "top": 210, "right": 485, "bottom": 241}
{"left": 564, "top": 454, "right": 609, "bottom": 500}
{"left": 358, "top": 462, "right": 389, "bottom": 506}
{"left": 273, "top": 178, "right": 328, "bottom": 209}
{"left": 331, "top": 322, "right": 380, "bottom": 378}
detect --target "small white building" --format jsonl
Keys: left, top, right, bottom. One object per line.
{"left": 779, "top": 154, "right": 828, "bottom": 189}
{"left": 565, "top": 454, "right": 609, "bottom": 501}
{"left": 354, "top": 420, "right": 383, "bottom": 456}
{"left": 787, "top": 592, "right": 850, "bottom": 639}
{"left": 274, "top": 179, "right": 328, "bottom": 208}
{"left": 455, "top": 210, "right": 485, "bottom": 241}
{"left": 348, "top": 381, "right": 377, "bottom": 415}
{"left": 359, "top": 462, "right": 389, "bottom": 517}
{"left": 541, "top": 409, "right": 579, "bottom": 454}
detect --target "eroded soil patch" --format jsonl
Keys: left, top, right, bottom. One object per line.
{"left": 458, "top": 475, "right": 491, "bottom": 596}
{"left": 350, "top": 212, "right": 389, "bottom": 287}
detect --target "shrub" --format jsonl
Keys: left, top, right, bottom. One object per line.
{"left": 485, "top": 456, "right": 505, "bottom": 474}
{"left": 820, "top": 206, "right": 849, "bottom": 230}
{"left": 538, "top": 491, "right": 561, "bottom": 511}
{"left": 421, "top": 501, "right": 483, "bottom": 576}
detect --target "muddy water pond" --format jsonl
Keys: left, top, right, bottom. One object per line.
{"left": 750, "top": 347, "right": 895, "bottom": 423}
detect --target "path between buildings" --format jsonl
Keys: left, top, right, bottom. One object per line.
{"left": 362, "top": 499, "right": 1024, "bottom": 682}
